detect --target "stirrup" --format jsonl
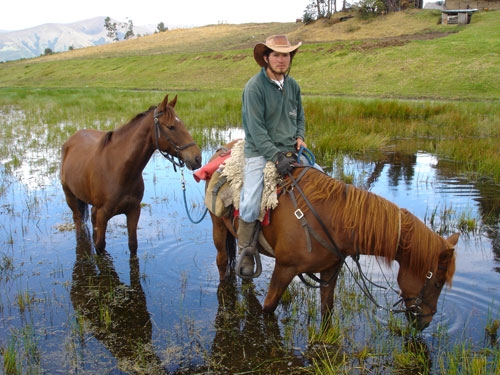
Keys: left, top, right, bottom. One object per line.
{"left": 236, "top": 247, "right": 262, "bottom": 279}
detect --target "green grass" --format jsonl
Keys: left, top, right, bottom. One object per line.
{"left": 0, "top": 11, "right": 498, "bottom": 99}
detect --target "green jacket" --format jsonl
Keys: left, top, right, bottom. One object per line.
{"left": 242, "top": 67, "right": 305, "bottom": 162}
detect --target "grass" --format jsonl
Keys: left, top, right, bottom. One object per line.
{"left": 0, "top": 10, "right": 498, "bottom": 99}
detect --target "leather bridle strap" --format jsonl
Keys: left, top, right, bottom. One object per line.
{"left": 153, "top": 109, "right": 196, "bottom": 171}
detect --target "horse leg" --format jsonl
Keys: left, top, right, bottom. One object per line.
{"left": 262, "top": 263, "right": 296, "bottom": 313}
{"left": 62, "top": 185, "right": 87, "bottom": 238}
{"left": 126, "top": 206, "right": 141, "bottom": 257}
{"left": 91, "top": 206, "right": 109, "bottom": 254}
{"left": 319, "top": 262, "right": 343, "bottom": 324}
{"left": 211, "top": 215, "right": 229, "bottom": 281}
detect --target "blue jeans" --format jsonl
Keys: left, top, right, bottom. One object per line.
{"left": 239, "top": 155, "right": 323, "bottom": 222}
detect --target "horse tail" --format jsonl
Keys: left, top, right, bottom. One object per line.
{"left": 226, "top": 229, "right": 237, "bottom": 269}
{"left": 77, "top": 198, "right": 88, "bottom": 222}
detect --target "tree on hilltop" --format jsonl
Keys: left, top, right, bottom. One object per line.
{"left": 156, "top": 22, "right": 168, "bottom": 33}
{"left": 124, "top": 20, "right": 135, "bottom": 40}
{"left": 104, "top": 17, "right": 118, "bottom": 41}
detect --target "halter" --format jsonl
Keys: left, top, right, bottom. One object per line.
{"left": 286, "top": 166, "right": 441, "bottom": 319}
{"left": 153, "top": 107, "right": 197, "bottom": 172}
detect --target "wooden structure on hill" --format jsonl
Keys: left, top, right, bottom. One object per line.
{"left": 441, "top": 8, "right": 477, "bottom": 24}
{"left": 444, "top": 0, "right": 500, "bottom": 10}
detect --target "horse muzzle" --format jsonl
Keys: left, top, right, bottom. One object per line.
{"left": 181, "top": 147, "right": 202, "bottom": 170}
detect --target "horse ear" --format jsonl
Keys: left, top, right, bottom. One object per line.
{"left": 159, "top": 94, "right": 169, "bottom": 111}
{"left": 168, "top": 95, "right": 178, "bottom": 108}
{"left": 446, "top": 232, "right": 460, "bottom": 247}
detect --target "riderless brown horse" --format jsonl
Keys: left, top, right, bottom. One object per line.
{"left": 61, "top": 94, "right": 201, "bottom": 255}
{"left": 207, "top": 142, "right": 458, "bottom": 330}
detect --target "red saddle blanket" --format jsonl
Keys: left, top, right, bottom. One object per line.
{"left": 193, "top": 152, "right": 231, "bottom": 182}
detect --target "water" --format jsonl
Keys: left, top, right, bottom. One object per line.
{"left": 0, "top": 138, "right": 499, "bottom": 373}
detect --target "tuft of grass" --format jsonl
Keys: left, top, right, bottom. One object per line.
{"left": 1, "top": 338, "right": 21, "bottom": 375}
{"left": 15, "top": 290, "right": 35, "bottom": 313}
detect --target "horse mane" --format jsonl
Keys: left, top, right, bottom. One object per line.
{"left": 101, "top": 106, "right": 157, "bottom": 147}
{"left": 298, "top": 169, "right": 455, "bottom": 285}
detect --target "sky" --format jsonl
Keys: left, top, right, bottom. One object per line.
{"left": 1, "top": 0, "right": 311, "bottom": 31}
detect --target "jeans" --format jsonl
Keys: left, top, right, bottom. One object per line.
{"left": 239, "top": 155, "right": 323, "bottom": 222}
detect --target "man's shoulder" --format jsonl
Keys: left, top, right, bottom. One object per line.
{"left": 285, "top": 75, "right": 299, "bottom": 86}
{"left": 245, "top": 70, "right": 266, "bottom": 86}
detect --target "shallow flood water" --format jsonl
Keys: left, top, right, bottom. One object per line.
{"left": 1, "top": 133, "right": 499, "bottom": 373}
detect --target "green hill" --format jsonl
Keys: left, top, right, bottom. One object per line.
{"left": 1, "top": 10, "right": 498, "bottom": 100}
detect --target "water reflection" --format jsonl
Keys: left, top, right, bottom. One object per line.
{"left": 363, "top": 151, "right": 418, "bottom": 189}
{"left": 70, "top": 227, "right": 164, "bottom": 374}
{"left": 209, "top": 274, "right": 306, "bottom": 373}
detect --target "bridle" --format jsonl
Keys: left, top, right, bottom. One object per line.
{"left": 153, "top": 107, "right": 197, "bottom": 172}
{"left": 395, "top": 271, "right": 438, "bottom": 319}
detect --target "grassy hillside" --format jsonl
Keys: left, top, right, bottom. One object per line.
{"left": 0, "top": 10, "right": 498, "bottom": 100}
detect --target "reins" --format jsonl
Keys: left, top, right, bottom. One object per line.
{"left": 285, "top": 166, "right": 432, "bottom": 316}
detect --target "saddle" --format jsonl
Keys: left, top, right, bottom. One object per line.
{"left": 200, "top": 140, "right": 280, "bottom": 222}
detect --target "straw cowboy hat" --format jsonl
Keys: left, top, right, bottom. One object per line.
{"left": 253, "top": 35, "right": 302, "bottom": 67}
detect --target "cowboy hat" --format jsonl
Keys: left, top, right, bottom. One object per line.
{"left": 253, "top": 35, "right": 302, "bottom": 67}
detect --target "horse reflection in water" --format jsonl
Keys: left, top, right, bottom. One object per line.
{"left": 70, "top": 228, "right": 164, "bottom": 374}
{"left": 209, "top": 274, "right": 306, "bottom": 373}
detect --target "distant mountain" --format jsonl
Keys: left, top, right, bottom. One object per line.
{"left": 0, "top": 17, "right": 156, "bottom": 62}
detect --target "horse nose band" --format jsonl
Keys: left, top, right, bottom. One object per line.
{"left": 399, "top": 271, "right": 439, "bottom": 318}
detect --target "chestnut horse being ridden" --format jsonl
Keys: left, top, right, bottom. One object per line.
{"left": 61, "top": 94, "right": 201, "bottom": 255}
{"left": 208, "top": 142, "right": 458, "bottom": 330}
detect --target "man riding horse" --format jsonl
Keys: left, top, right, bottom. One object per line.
{"left": 238, "top": 35, "right": 321, "bottom": 277}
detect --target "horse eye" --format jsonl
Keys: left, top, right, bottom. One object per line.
{"left": 435, "top": 282, "right": 443, "bottom": 289}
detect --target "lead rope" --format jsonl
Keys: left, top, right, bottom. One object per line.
{"left": 180, "top": 167, "right": 208, "bottom": 224}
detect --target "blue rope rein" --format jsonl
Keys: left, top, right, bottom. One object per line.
{"left": 180, "top": 168, "right": 208, "bottom": 224}
{"left": 297, "top": 145, "right": 316, "bottom": 166}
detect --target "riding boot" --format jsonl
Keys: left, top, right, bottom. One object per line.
{"left": 237, "top": 219, "right": 258, "bottom": 277}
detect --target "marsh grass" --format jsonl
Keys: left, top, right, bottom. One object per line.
{"left": 1, "top": 88, "right": 499, "bottom": 184}
{"left": 0, "top": 253, "right": 15, "bottom": 281}
{"left": 1, "top": 338, "right": 20, "bottom": 375}
{"left": 2, "top": 324, "right": 41, "bottom": 375}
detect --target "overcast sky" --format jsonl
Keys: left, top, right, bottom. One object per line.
{"left": 1, "top": 0, "right": 311, "bottom": 31}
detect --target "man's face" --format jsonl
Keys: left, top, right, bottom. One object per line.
{"left": 266, "top": 51, "right": 291, "bottom": 75}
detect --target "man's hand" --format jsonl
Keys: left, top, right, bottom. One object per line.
{"left": 275, "top": 151, "right": 297, "bottom": 176}
{"left": 296, "top": 138, "right": 307, "bottom": 151}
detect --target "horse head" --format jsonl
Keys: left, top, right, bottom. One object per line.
{"left": 397, "top": 232, "right": 459, "bottom": 331}
{"left": 153, "top": 94, "right": 202, "bottom": 170}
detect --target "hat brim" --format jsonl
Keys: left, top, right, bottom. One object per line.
{"left": 253, "top": 41, "right": 302, "bottom": 67}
